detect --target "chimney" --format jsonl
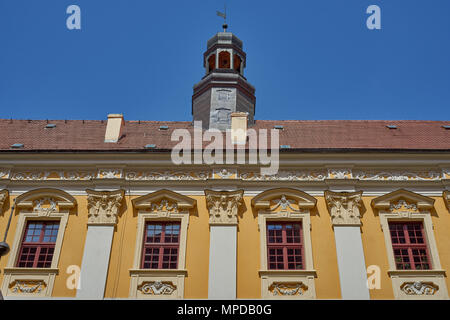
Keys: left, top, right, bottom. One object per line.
{"left": 104, "top": 114, "right": 124, "bottom": 143}
{"left": 231, "top": 112, "right": 248, "bottom": 145}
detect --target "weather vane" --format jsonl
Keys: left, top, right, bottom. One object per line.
{"left": 216, "top": 3, "right": 228, "bottom": 32}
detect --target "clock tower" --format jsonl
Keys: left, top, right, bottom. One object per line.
{"left": 192, "top": 28, "right": 256, "bottom": 130}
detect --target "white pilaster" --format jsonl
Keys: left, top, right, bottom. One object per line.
{"left": 208, "top": 225, "right": 237, "bottom": 299}
{"left": 325, "top": 190, "right": 370, "bottom": 300}
{"left": 204, "top": 189, "right": 243, "bottom": 299}
{"left": 76, "top": 226, "right": 114, "bottom": 299}
{"left": 334, "top": 226, "right": 370, "bottom": 299}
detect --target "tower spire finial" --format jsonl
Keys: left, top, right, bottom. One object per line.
{"left": 216, "top": 3, "right": 228, "bottom": 32}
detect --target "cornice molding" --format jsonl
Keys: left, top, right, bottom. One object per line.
{"left": 86, "top": 189, "right": 124, "bottom": 225}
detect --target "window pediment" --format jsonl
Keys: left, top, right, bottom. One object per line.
{"left": 132, "top": 189, "right": 196, "bottom": 212}
{"left": 371, "top": 189, "right": 434, "bottom": 212}
{"left": 252, "top": 188, "right": 316, "bottom": 212}
{"left": 15, "top": 188, "right": 77, "bottom": 214}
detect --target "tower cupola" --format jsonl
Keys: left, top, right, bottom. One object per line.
{"left": 192, "top": 30, "right": 256, "bottom": 130}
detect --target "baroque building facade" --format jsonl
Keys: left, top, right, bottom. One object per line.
{"left": 0, "top": 30, "right": 449, "bottom": 300}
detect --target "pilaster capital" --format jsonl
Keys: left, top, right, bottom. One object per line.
{"left": 325, "top": 190, "right": 363, "bottom": 226}
{"left": 0, "top": 189, "right": 8, "bottom": 213}
{"left": 205, "top": 189, "right": 244, "bottom": 225}
{"left": 86, "top": 189, "right": 124, "bottom": 225}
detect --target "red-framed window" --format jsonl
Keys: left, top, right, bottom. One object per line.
{"left": 267, "top": 222, "right": 304, "bottom": 270}
{"left": 17, "top": 221, "right": 59, "bottom": 268}
{"left": 389, "top": 221, "right": 431, "bottom": 270}
{"left": 141, "top": 222, "right": 180, "bottom": 269}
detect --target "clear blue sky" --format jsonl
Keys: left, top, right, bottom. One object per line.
{"left": 1, "top": 0, "right": 449, "bottom": 121}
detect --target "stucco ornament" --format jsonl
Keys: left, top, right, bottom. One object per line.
{"left": 205, "top": 189, "right": 244, "bottom": 225}
{"left": 400, "top": 281, "right": 438, "bottom": 295}
{"left": 138, "top": 281, "right": 176, "bottom": 295}
{"left": 269, "top": 282, "right": 308, "bottom": 296}
{"left": 9, "top": 280, "right": 46, "bottom": 294}
{"left": 444, "top": 191, "right": 450, "bottom": 212}
{"left": 33, "top": 197, "right": 57, "bottom": 217}
{"left": 325, "top": 191, "right": 363, "bottom": 226}
{"left": 86, "top": 189, "right": 124, "bottom": 225}
{"left": 0, "top": 189, "right": 8, "bottom": 213}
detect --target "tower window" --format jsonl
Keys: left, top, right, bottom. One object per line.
{"left": 233, "top": 54, "right": 241, "bottom": 72}
{"left": 219, "top": 51, "right": 231, "bottom": 69}
{"left": 208, "top": 54, "right": 216, "bottom": 73}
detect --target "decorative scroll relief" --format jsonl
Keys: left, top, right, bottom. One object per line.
{"left": 148, "top": 200, "right": 179, "bottom": 214}
{"left": 213, "top": 168, "right": 237, "bottom": 179}
{"left": 400, "top": 281, "right": 438, "bottom": 296}
{"left": 33, "top": 197, "right": 57, "bottom": 217}
{"left": 328, "top": 169, "right": 352, "bottom": 179}
{"left": 390, "top": 200, "right": 419, "bottom": 213}
{"left": 125, "top": 171, "right": 210, "bottom": 181}
{"left": 97, "top": 169, "right": 123, "bottom": 179}
{"left": 0, "top": 169, "right": 10, "bottom": 179}
{"left": 138, "top": 281, "right": 177, "bottom": 295}
{"left": 271, "top": 195, "right": 297, "bottom": 212}
{"left": 325, "top": 191, "right": 363, "bottom": 226}
{"left": 205, "top": 190, "right": 244, "bottom": 225}
{"left": 9, "top": 280, "right": 47, "bottom": 294}
{"left": 269, "top": 282, "right": 308, "bottom": 296}
{"left": 239, "top": 170, "right": 327, "bottom": 181}
{"left": 58, "top": 171, "right": 95, "bottom": 180}
{"left": 353, "top": 170, "right": 442, "bottom": 181}
{"left": 86, "top": 189, "right": 124, "bottom": 225}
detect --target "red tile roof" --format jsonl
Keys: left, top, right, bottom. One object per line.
{"left": 0, "top": 119, "right": 449, "bottom": 152}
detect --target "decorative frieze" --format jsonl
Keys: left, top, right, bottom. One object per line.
{"left": 268, "top": 282, "right": 308, "bottom": 296}
{"left": 86, "top": 189, "right": 124, "bottom": 225}
{"left": 400, "top": 281, "right": 438, "bottom": 296}
{"left": 0, "top": 189, "right": 8, "bottom": 213}
{"left": 9, "top": 280, "right": 46, "bottom": 294}
{"left": 1, "top": 167, "right": 449, "bottom": 182}
{"left": 205, "top": 189, "right": 244, "bottom": 225}
{"left": 353, "top": 170, "right": 442, "bottom": 181}
{"left": 138, "top": 281, "right": 177, "bottom": 295}
{"left": 239, "top": 170, "right": 327, "bottom": 181}
{"left": 125, "top": 171, "right": 210, "bottom": 181}
{"left": 325, "top": 191, "right": 363, "bottom": 226}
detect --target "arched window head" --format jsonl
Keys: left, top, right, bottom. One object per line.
{"left": 218, "top": 51, "right": 231, "bottom": 69}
